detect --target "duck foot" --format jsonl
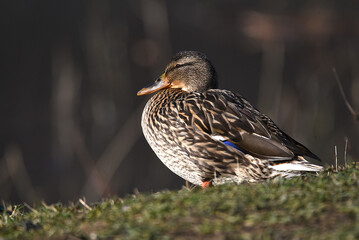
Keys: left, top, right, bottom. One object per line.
{"left": 201, "top": 181, "right": 211, "bottom": 189}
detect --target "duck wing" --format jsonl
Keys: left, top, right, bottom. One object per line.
{"left": 178, "top": 89, "right": 320, "bottom": 162}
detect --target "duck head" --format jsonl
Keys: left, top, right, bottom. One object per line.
{"left": 137, "top": 51, "right": 217, "bottom": 95}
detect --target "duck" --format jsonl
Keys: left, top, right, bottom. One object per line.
{"left": 137, "top": 51, "right": 323, "bottom": 188}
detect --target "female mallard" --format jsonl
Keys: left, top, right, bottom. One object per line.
{"left": 138, "top": 51, "right": 322, "bottom": 188}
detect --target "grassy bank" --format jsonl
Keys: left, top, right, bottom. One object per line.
{"left": 1, "top": 164, "right": 359, "bottom": 239}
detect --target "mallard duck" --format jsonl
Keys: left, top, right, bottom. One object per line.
{"left": 137, "top": 51, "right": 323, "bottom": 188}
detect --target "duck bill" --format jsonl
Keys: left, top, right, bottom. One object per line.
{"left": 137, "top": 75, "right": 171, "bottom": 96}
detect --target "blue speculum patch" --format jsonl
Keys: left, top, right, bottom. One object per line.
{"left": 223, "top": 140, "right": 241, "bottom": 151}
{"left": 223, "top": 140, "right": 248, "bottom": 154}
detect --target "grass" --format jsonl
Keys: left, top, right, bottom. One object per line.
{"left": 1, "top": 164, "right": 359, "bottom": 239}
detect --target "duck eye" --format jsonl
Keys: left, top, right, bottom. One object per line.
{"left": 175, "top": 64, "right": 181, "bottom": 68}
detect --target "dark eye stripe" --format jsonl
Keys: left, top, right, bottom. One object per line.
{"left": 166, "top": 62, "right": 195, "bottom": 74}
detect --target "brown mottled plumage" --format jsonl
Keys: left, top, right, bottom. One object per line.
{"left": 138, "top": 51, "right": 322, "bottom": 187}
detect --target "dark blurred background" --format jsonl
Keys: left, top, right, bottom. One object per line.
{"left": 1, "top": 0, "right": 358, "bottom": 204}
